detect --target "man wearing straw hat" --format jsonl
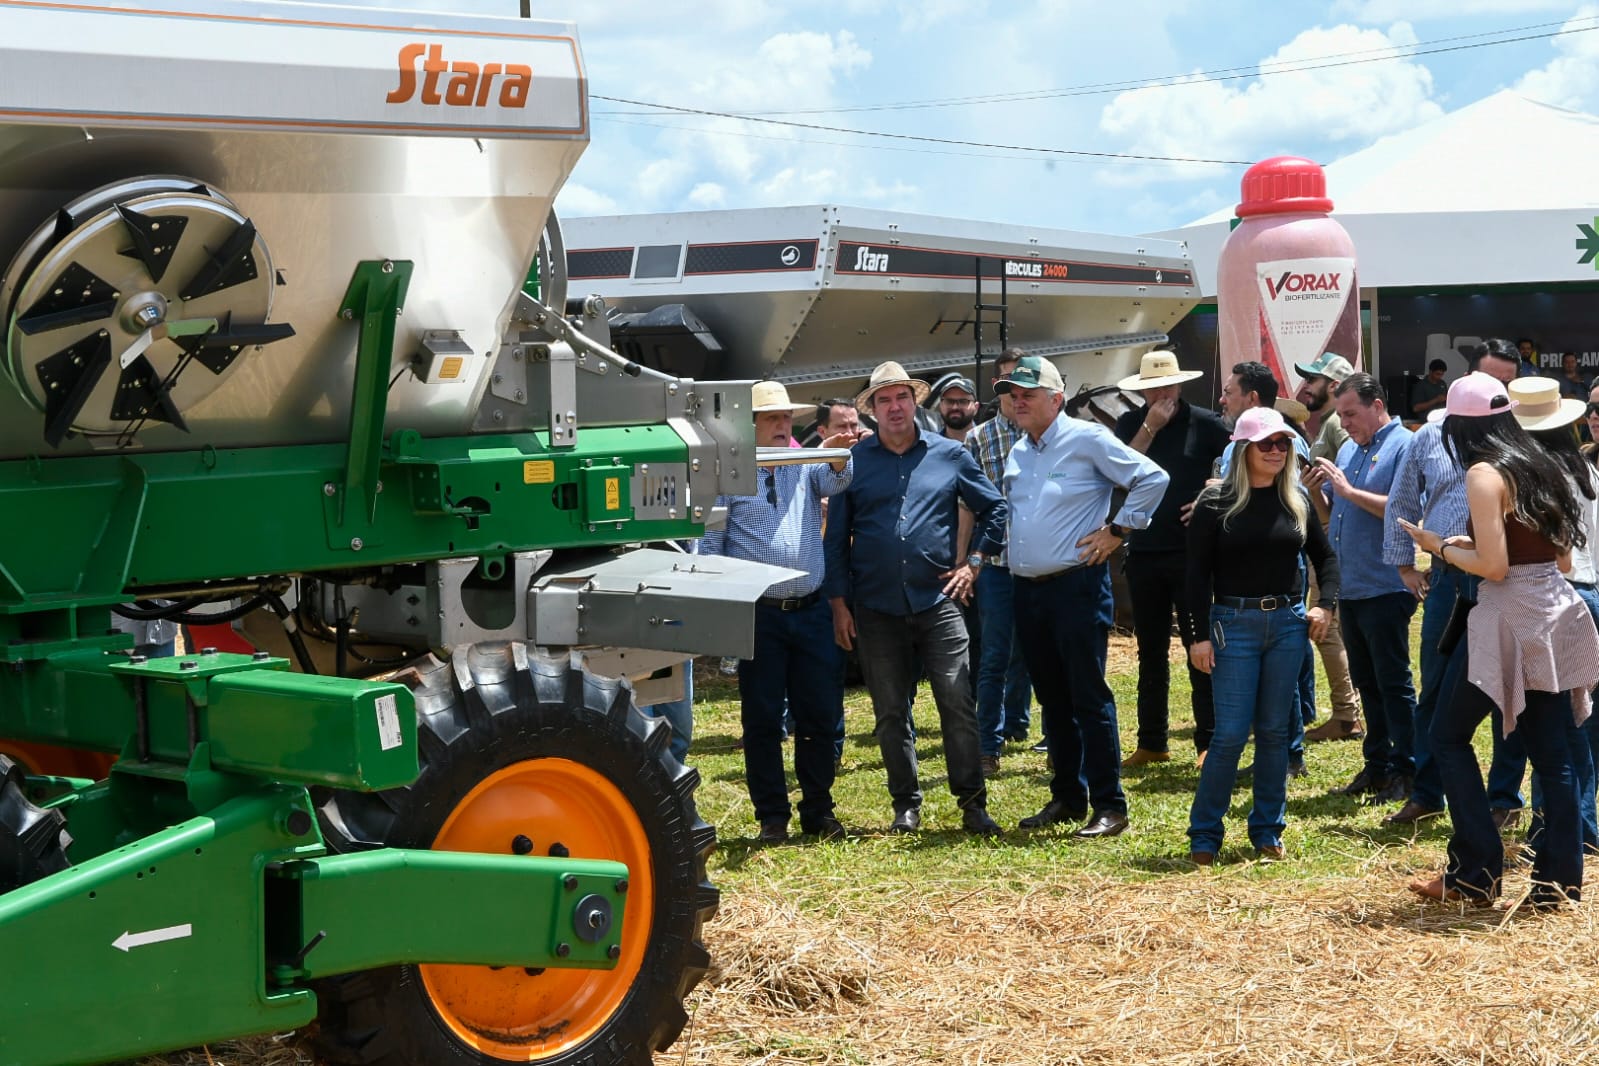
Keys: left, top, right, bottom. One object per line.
{"left": 1112, "top": 349, "right": 1229, "bottom": 767}
{"left": 702, "top": 381, "right": 857, "bottom": 844}
{"left": 824, "top": 361, "right": 1007, "bottom": 836}
{"left": 1000, "top": 356, "right": 1169, "bottom": 838}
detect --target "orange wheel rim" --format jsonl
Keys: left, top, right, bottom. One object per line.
{"left": 420, "top": 758, "right": 653, "bottom": 1060}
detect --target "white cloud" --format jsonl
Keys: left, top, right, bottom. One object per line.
{"left": 555, "top": 182, "right": 618, "bottom": 216}
{"left": 1332, "top": 0, "right": 1571, "bottom": 20}
{"left": 1097, "top": 23, "right": 1442, "bottom": 179}
{"left": 896, "top": 0, "right": 978, "bottom": 32}
{"left": 687, "top": 181, "right": 727, "bottom": 207}
{"left": 1514, "top": 4, "right": 1599, "bottom": 110}
{"left": 634, "top": 157, "right": 692, "bottom": 204}
{"left": 758, "top": 167, "right": 917, "bottom": 205}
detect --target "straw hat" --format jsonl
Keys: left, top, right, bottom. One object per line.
{"left": 1275, "top": 395, "right": 1309, "bottom": 424}
{"left": 751, "top": 380, "right": 816, "bottom": 414}
{"left": 855, "top": 361, "right": 931, "bottom": 409}
{"left": 1117, "top": 350, "right": 1202, "bottom": 391}
{"left": 1508, "top": 376, "right": 1585, "bottom": 432}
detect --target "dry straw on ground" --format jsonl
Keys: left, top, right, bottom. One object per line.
{"left": 670, "top": 867, "right": 1599, "bottom": 1065}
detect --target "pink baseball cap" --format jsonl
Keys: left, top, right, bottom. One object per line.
{"left": 1428, "top": 371, "right": 1519, "bottom": 423}
{"left": 1229, "top": 406, "right": 1293, "bottom": 443}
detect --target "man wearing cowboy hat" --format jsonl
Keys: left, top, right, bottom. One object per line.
{"left": 823, "top": 360, "right": 1007, "bottom": 836}
{"left": 1291, "top": 352, "right": 1364, "bottom": 745}
{"left": 1002, "top": 356, "right": 1169, "bottom": 838}
{"left": 1111, "top": 349, "right": 1230, "bottom": 767}
{"left": 702, "top": 381, "right": 857, "bottom": 843}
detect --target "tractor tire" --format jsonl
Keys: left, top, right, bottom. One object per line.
{"left": 311, "top": 643, "right": 716, "bottom": 1066}
{"left": 0, "top": 754, "right": 71, "bottom": 892}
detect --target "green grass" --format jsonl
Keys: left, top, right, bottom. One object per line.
{"left": 687, "top": 621, "right": 1475, "bottom": 914}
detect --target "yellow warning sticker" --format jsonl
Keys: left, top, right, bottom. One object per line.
{"left": 605, "top": 477, "right": 620, "bottom": 511}
{"left": 523, "top": 460, "right": 555, "bottom": 484}
{"left": 438, "top": 356, "right": 464, "bottom": 380}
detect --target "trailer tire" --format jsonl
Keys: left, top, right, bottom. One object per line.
{"left": 0, "top": 754, "right": 71, "bottom": 892}
{"left": 311, "top": 644, "right": 716, "bottom": 1065}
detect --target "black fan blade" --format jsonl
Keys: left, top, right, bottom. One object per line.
{"left": 36, "top": 330, "right": 112, "bottom": 448}
{"left": 115, "top": 203, "right": 188, "bottom": 284}
{"left": 111, "top": 353, "right": 188, "bottom": 432}
{"left": 177, "top": 316, "right": 295, "bottom": 375}
{"left": 17, "top": 262, "right": 117, "bottom": 335}
{"left": 178, "top": 218, "right": 258, "bottom": 300}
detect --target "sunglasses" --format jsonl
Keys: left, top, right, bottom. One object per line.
{"left": 765, "top": 468, "right": 778, "bottom": 507}
{"left": 1587, "top": 403, "right": 1599, "bottom": 416}
{"left": 1253, "top": 436, "right": 1293, "bottom": 453}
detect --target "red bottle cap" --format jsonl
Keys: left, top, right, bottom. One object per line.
{"left": 1235, "top": 156, "right": 1334, "bottom": 218}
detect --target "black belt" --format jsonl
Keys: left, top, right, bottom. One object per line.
{"left": 1019, "top": 566, "right": 1081, "bottom": 584}
{"left": 758, "top": 590, "right": 822, "bottom": 611}
{"left": 1215, "top": 594, "right": 1297, "bottom": 611}
{"left": 1572, "top": 581, "right": 1597, "bottom": 591}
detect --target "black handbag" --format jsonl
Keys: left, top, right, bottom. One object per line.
{"left": 1436, "top": 592, "right": 1475, "bottom": 656}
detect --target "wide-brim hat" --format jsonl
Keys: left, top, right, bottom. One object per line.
{"left": 1275, "top": 396, "right": 1309, "bottom": 424}
{"left": 1508, "top": 376, "right": 1585, "bottom": 432}
{"left": 751, "top": 380, "right": 816, "bottom": 414}
{"left": 1117, "top": 350, "right": 1202, "bottom": 391}
{"left": 856, "top": 361, "right": 931, "bottom": 409}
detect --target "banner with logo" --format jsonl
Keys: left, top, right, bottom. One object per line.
{"left": 1255, "top": 257, "right": 1361, "bottom": 389}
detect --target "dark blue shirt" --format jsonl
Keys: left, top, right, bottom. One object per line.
{"left": 823, "top": 428, "right": 1006, "bottom": 615}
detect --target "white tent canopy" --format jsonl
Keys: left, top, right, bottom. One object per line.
{"left": 1157, "top": 91, "right": 1599, "bottom": 296}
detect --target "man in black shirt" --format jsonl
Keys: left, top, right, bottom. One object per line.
{"left": 1113, "top": 351, "right": 1232, "bottom": 765}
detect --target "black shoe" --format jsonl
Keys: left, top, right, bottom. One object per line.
{"left": 757, "top": 818, "right": 789, "bottom": 844}
{"left": 801, "top": 816, "right": 848, "bottom": 841}
{"left": 1370, "top": 773, "right": 1412, "bottom": 805}
{"left": 889, "top": 808, "right": 922, "bottom": 834}
{"left": 1030, "top": 739, "right": 1050, "bottom": 753}
{"left": 1333, "top": 767, "right": 1387, "bottom": 797}
{"left": 1004, "top": 730, "right": 1030, "bottom": 744}
{"left": 1287, "top": 757, "right": 1307, "bottom": 779}
{"left": 1074, "top": 810, "right": 1130, "bottom": 839}
{"left": 1384, "top": 800, "right": 1445, "bottom": 825}
{"left": 1018, "top": 799, "right": 1087, "bottom": 830}
{"left": 962, "top": 807, "right": 1002, "bottom": 837}
{"left": 1491, "top": 807, "right": 1523, "bottom": 831}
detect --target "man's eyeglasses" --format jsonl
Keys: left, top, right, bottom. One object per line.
{"left": 1254, "top": 436, "right": 1293, "bottom": 453}
{"left": 765, "top": 468, "right": 777, "bottom": 506}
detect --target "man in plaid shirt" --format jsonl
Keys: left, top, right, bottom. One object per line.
{"left": 965, "top": 348, "right": 1034, "bottom": 775}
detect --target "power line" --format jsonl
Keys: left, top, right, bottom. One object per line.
{"left": 592, "top": 16, "right": 1598, "bottom": 123}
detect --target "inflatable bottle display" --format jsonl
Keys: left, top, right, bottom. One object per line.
{"left": 1216, "top": 156, "right": 1360, "bottom": 395}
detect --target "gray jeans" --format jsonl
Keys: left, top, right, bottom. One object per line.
{"left": 854, "top": 600, "right": 988, "bottom": 813}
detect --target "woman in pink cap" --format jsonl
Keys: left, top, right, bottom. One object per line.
{"left": 1185, "top": 406, "right": 1338, "bottom": 865}
{"left": 1400, "top": 372, "right": 1599, "bottom": 906}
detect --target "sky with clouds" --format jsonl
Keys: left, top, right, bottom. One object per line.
{"left": 362, "top": 0, "right": 1599, "bottom": 238}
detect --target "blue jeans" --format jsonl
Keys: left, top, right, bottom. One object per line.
{"left": 1407, "top": 566, "right": 1461, "bottom": 809}
{"left": 1432, "top": 640, "right": 1581, "bottom": 903}
{"left": 854, "top": 599, "right": 987, "bottom": 813}
{"left": 1290, "top": 640, "right": 1313, "bottom": 764}
{"left": 1529, "top": 584, "right": 1599, "bottom": 849}
{"left": 1443, "top": 575, "right": 1526, "bottom": 811}
{"left": 737, "top": 601, "right": 845, "bottom": 828}
{"left": 645, "top": 662, "right": 693, "bottom": 764}
{"left": 1189, "top": 600, "right": 1306, "bottom": 853}
{"left": 975, "top": 565, "right": 1033, "bottom": 756}
{"left": 1340, "top": 592, "right": 1418, "bottom": 780}
{"left": 1012, "top": 565, "right": 1122, "bottom": 816}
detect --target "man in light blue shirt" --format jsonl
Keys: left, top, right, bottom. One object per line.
{"left": 1000, "top": 356, "right": 1169, "bottom": 838}
{"left": 701, "top": 381, "right": 854, "bottom": 844}
{"left": 1307, "top": 372, "right": 1417, "bottom": 805}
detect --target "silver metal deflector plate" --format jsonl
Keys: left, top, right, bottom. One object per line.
{"left": 528, "top": 548, "right": 803, "bottom": 659}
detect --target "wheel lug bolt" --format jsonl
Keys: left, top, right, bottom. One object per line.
{"left": 562, "top": 874, "right": 578, "bottom": 891}
{"left": 555, "top": 942, "right": 571, "bottom": 958}
{"left": 607, "top": 944, "right": 621, "bottom": 960}
{"left": 614, "top": 878, "right": 628, "bottom": 894}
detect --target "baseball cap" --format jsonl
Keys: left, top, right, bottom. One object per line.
{"left": 1293, "top": 352, "right": 1356, "bottom": 382}
{"left": 1230, "top": 406, "right": 1294, "bottom": 443}
{"left": 1429, "top": 371, "right": 1518, "bottom": 423}
{"left": 936, "top": 375, "right": 977, "bottom": 400}
{"left": 993, "top": 355, "right": 1065, "bottom": 395}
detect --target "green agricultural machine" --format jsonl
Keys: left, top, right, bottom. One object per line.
{"left": 0, "top": 3, "right": 800, "bottom": 1063}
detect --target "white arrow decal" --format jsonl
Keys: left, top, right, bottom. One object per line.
{"left": 113, "top": 923, "right": 192, "bottom": 952}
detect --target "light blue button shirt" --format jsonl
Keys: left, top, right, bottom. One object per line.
{"left": 1326, "top": 417, "right": 1413, "bottom": 600}
{"left": 1003, "top": 411, "right": 1169, "bottom": 578}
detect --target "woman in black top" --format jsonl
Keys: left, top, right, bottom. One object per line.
{"left": 1186, "top": 406, "right": 1339, "bottom": 865}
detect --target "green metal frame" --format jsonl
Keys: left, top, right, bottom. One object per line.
{"left": 0, "top": 260, "right": 673, "bottom": 1066}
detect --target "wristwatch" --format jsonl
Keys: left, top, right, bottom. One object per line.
{"left": 966, "top": 553, "right": 985, "bottom": 569}
{"left": 1107, "top": 522, "right": 1127, "bottom": 539}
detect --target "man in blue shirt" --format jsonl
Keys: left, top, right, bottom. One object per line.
{"left": 1000, "top": 356, "right": 1169, "bottom": 838}
{"left": 824, "top": 361, "right": 1007, "bottom": 836}
{"left": 1306, "top": 373, "right": 1417, "bottom": 804}
{"left": 702, "top": 381, "right": 855, "bottom": 844}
